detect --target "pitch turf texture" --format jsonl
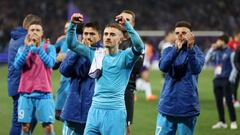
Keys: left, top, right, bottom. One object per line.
{"left": 0, "top": 64, "right": 239, "bottom": 135}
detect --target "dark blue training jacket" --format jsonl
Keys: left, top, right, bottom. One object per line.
{"left": 60, "top": 51, "right": 94, "bottom": 123}
{"left": 7, "top": 27, "right": 27, "bottom": 96}
{"left": 158, "top": 45, "right": 205, "bottom": 117}
{"left": 208, "top": 47, "right": 233, "bottom": 79}
{"left": 60, "top": 41, "right": 102, "bottom": 123}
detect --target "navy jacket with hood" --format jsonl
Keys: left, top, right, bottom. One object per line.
{"left": 8, "top": 27, "right": 27, "bottom": 96}
{"left": 207, "top": 47, "right": 233, "bottom": 79}
{"left": 60, "top": 42, "right": 102, "bottom": 123}
{"left": 158, "top": 45, "right": 205, "bottom": 117}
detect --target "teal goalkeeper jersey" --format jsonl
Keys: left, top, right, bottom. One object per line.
{"left": 67, "top": 21, "right": 144, "bottom": 110}
{"left": 92, "top": 49, "right": 138, "bottom": 109}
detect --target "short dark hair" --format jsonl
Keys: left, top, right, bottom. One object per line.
{"left": 175, "top": 21, "right": 192, "bottom": 31}
{"left": 83, "top": 21, "right": 101, "bottom": 34}
{"left": 23, "top": 14, "right": 42, "bottom": 29}
{"left": 121, "top": 10, "right": 135, "bottom": 22}
{"left": 105, "top": 23, "right": 126, "bottom": 34}
{"left": 218, "top": 34, "right": 229, "bottom": 44}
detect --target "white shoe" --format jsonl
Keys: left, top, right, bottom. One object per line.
{"left": 212, "top": 122, "right": 227, "bottom": 129}
{"left": 230, "top": 122, "right": 238, "bottom": 129}
{"left": 234, "top": 101, "right": 240, "bottom": 108}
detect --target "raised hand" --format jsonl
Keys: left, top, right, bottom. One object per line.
{"left": 24, "top": 34, "right": 34, "bottom": 46}
{"left": 82, "top": 38, "right": 91, "bottom": 46}
{"left": 185, "top": 32, "right": 195, "bottom": 49}
{"left": 56, "top": 52, "right": 66, "bottom": 62}
{"left": 115, "top": 15, "right": 126, "bottom": 25}
{"left": 31, "top": 33, "right": 41, "bottom": 47}
{"left": 175, "top": 39, "right": 184, "bottom": 50}
{"left": 71, "top": 13, "right": 83, "bottom": 24}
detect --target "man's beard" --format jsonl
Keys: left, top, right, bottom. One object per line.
{"left": 105, "top": 44, "right": 114, "bottom": 49}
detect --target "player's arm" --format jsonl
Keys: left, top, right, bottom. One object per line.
{"left": 205, "top": 47, "right": 214, "bottom": 64}
{"left": 54, "top": 37, "right": 63, "bottom": 52}
{"left": 205, "top": 42, "right": 219, "bottom": 64}
{"left": 8, "top": 37, "right": 24, "bottom": 73}
{"left": 188, "top": 45, "right": 205, "bottom": 74}
{"left": 13, "top": 46, "right": 31, "bottom": 70}
{"left": 132, "top": 56, "right": 144, "bottom": 75}
{"left": 66, "top": 13, "right": 94, "bottom": 61}
{"left": 59, "top": 51, "right": 90, "bottom": 78}
{"left": 14, "top": 34, "right": 37, "bottom": 69}
{"left": 116, "top": 17, "right": 144, "bottom": 67}
{"left": 73, "top": 59, "right": 91, "bottom": 79}
{"left": 229, "top": 52, "right": 238, "bottom": 83}
{"left": 38, "top": 44, "right": 56, "bottom": 68}
{"left": 159, "top": 47, "right": 179, "bottom": 73}
{"left": 59, "top": 51, "right": 79, "bottom": 77}
{"left": 124, "top": 21, "right": 144, "bottom": 56}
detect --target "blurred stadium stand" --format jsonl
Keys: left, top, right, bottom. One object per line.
{"left": 0, "top": 0, "right": 239, "bottom": 62}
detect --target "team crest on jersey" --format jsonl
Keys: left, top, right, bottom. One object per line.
{"left": 18, "top": 109, "right": 25, "bottom": 119}
{"left": 222, "top": 53, "right": 228, "bottom": 60}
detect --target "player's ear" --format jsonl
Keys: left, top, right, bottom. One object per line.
{"left": 118, "top": 38, "right": 123, "bottom": 45}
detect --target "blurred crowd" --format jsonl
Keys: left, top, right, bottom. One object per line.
{"left": 0, "top": 0, "right": 67, "bottom": 51}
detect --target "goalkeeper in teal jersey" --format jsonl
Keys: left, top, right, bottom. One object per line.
{"left": 67, "top": 13, "right": 144, "bottom": 135}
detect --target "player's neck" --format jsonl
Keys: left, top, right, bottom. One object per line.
{"left": 106, "top": 47, "right": 118, "bottom": 55}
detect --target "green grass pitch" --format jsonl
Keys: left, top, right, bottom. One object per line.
{"left": 0, "top": 64, "right": 239, "bottom": 135}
